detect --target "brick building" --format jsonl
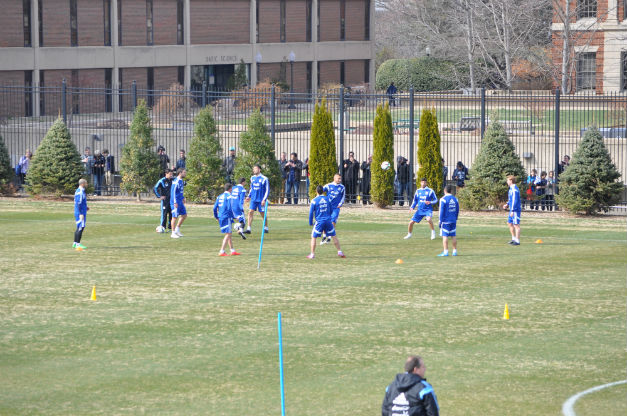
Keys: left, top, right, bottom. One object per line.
{"left": 551, "top": 0, "right": 627, "bottom": 92}
{"left": 0, "top": 0, "right": 374, "bottom": 115}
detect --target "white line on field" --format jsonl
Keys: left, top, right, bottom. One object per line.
{"left": 562, "top": 379, "right": 627, "bottom": 416}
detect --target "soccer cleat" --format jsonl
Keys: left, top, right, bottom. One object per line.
{"left": 511, "top": 241, "right": 520, "bottom": 246}
{"left": 306, "top": 254, "right": 315, "bottom": 259}
{"left": 320, "top": 238, "right": 328, "bottom": 245}
{"left": 76, "top": 243, "right": 87, "bottom": 249}
{"left": 72, "top": 242, "right": 77, "bottom": 248}
{"left": 171, "top": 233, "right": 180, "bottom": 239}
{"left": 238, "top": 230, "right": 247, "bottom": 240}
{"left": 437, "top": 252, "right": 449, "bottom": 257}
{"left": 337, "top": 252, "right": 346, "bottom": 258}
{"left": 175, "top": 230, "right": 184, "bottom": 237}
{"left": 230, "top": 251, "right": 241, "bottom": 256}
{"left": 243, "top": 229, "right": 251, "bottom": 234}
{"left": 452, "top": 251, "right": 458, "bottom": 256}
{"left": 404, "top": 233, "right": 412, "bottom": 240}
{"left": 431, "top": 231, "right": 436, "bottom": 240}
{"left": 508, "top": 240, "right": 515, "bottom": 244}
{"left": 326, "top": 236, "right": 332, "bottom": 243}
{"left": 218, "top": 252, "right": 228, "bottom": 256}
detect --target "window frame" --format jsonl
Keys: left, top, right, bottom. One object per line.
{"left": 577, "top": 0, "right": 597, "bottom": 20}
{"left": 104, "top": 0, "right": 111, "bottom": 46}
{"left": 146, "top": 0, "right": 153, "bottom": 46}
{"left": 364, "top": 0, "right": 370, "bottom": 41}
{"left": 280, "top": 0, "right": 286, "bottom": 43}
{"left": 177, "top": 0, "right": 184, "bottom": 45}
{"left": 306, "top": 0, "right": 312, "bottom": 42}
{"left": 575, "top": 52, "right": 597, "bottom": 91}
{"left": 70, "top": 0, "right": 78, "bottom": 47}
{"left": 340, "top": 0, "right": 346, "bottom": 41}
{"left": 23, "top": 0, "right": 32, "bottom": 47}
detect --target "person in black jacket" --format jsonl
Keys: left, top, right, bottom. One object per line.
{"left": 360, "top": 154, "right": 372, "bottom": 205}
{"left": 382, "top": 355, "right": 439, "bottom": 416}
{"left": 342, "top": 151, "right": 360, "bottom": 203}
{"left": 92, "top": 150, "right": 105, "bottom": 196}
{"left": 153, "top": 169, "right": 174, "bottom": 231}
{"left": 284, "top": 152, "right": 303, "bottom": 204}
{"left": 396, "top": 156, "right": 411, "bottom": 206}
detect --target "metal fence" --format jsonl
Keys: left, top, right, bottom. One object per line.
{"left": 2, "top": 82, "right": 626, "bottom": 207}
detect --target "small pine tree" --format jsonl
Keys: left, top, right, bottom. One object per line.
{"left": 120, "top": 100, "right": 160, "bottom": 201}
{"left": 27, "top": 118, "right": 84, "bottom": 196}
{"left": 371, "top": 103, "right": 395, "bottom": 207}
{"left": 185, "top": 107, "right": 224, "bottom": 203}
{"left": 308, "top": 98, "right": 338, "bottom": 199}
{"left": 556, "top": 126, "right": 623, "bottom": 214}
{"left": 227, "top": 60, "right": 248, "bottom": 91}
{"left": 0, "top": 134, "right": 13, "bottom": 193}
{"left": 416, "top": 108, "right": 443, "bottom": 200}
{"left": 457, "top": 121, "right": 526, "bottom": 210}
{"left": 232, "top": 110, "right": 282, "bottom": 199}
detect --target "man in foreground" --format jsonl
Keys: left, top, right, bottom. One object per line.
{"left": 307, "top": 185, "right": 345, "bottom": 259}
{"left": 503, "top": 175, "right": 521, "bottom": 245}
{"left": 246, "top": 165, "right": 269, "bottom": 234}
{"left": 382, "top": 355, "right": 439, "bottom": 416}
{"left": 405, "top": 178, "right": 437, "bottom": 240}
{"left": 73, "top": 178, "right": 89, "bottom": 251}
{"left": 321, "top": 174, "right": 345, "bottom": 245}
{"left": 437, "top": 185, "right": 459, "bottom": 257}
{"left": 214, "top": 183, "right": 241, "bottom": 257}
{"left": 230, "top": 177, "right": 247, "bottom": 240}
{"left": 170, "top": 168, "right": 187, "bottom": 238}
{"left": 153, "top": 168, "right": 173, "bottom": 232}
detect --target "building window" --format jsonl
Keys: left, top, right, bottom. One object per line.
{"left": 577, "top": 0, "right": 597, "bottom": 19}
{"left": 178, "top": 66, "right": 185, "bottom": 86}
{"left": 306, "top": 62, "right": 312, "bottom": 93}
{"left": 104, "top": 0, "right": 111, "bottom": 46}
{"left": 317, "top": 61, "right": 320, "bottom": 88}
{"left": 38, "top": 1, "right": 43, "bottom": 46}
{"left": 340, "top": 0, "right": 346, "bottom": 41}
{"left": 70, "top": 0, "right": 78, "bottom": 46}
{"left": 306, "top": 0, "right": 312, "bottom": 42}
{"left": 177, "top": 0, "right": 184, "bottom": 45}
{"left": 39, "top": 70, "right": 45, "bottom": 115}
{"left": 146, "top": 0, "right": 153, "bottom": 46}
{"left": 118, "top": 0, "right": 122, "bottom": 46}
{"left": 624, "top": 0, "right": 627, "bottom": 19}
{"left": 105, "top": 68, "right": 113, "bottom": 112}
{"left": 364, "top": 60, "right": 370, "bottom": 84}
{"left": 118, "top": 69, "right": 123, "bottom": 111}
{"left": 147, "top": 67, "right": 154, "bottom": 106}
{"left": 280, "top": 61, "right": 287, "bottom": 84}
{"left": 23, "top": 0, "right": 32, "bottom": 47}
{"left": 280, "top": 0, "right": 286, "bottom": 43}
{"left": 621, "top": 52, "right": 627, "bottom": 90}
{"left": 576, "top": 52, "right": 596, "bottom": 91}
{"left": 365, "top": 0, "right": 370, "bottom": 41}
{"left": 340, "top": 61, "right": 345, "bottom": 85}
{"left": 71, "top": 70, "right": 79, "bottom": 113}
{"left": 255, "top": 0, "right": 259, "bottom": 43}
{"left": 25, "top": 71, "right": 33, "bottom": 116}
{"left": 317, "top": 1, "right": 320, "bottom": 42}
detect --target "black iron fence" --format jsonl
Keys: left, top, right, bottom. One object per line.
{"left": 2, "top": 81, "right": 626, "bottom": 207}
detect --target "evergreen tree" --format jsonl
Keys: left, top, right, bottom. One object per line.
{"left": 185, "top": 107, "right": 224, "bottom": 203}
{"left": 27, "top": 118, "right": 84, "bottom": 196}
{"left": 371, "top": 103, "right": 395, "bottom": 207}
{"left": 227, "top": 60, "right": 249, "bottom": 91}
{"left": 457, "top": 121, "right": 526, "bottom": 210}
{"left": 233, "top": 110, "right": 282, "bottom": 199}
{"left": 0, "top": 134, "right": 13, "bottom": 193}
{"left": 556, "top": 126, "right": 623, "bottom": 214}
{"left": 120, "top": 100, "right": 160, "bottom": 201}
{"left": 416, "top": 108, "right": 443, "bottom": 200}
{"left": 308, "top": 98, "right": 337, "bottom": 199}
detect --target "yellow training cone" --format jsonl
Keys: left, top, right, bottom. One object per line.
{"left": 535, "top": 239, "right": 543, "bottom": 244}
{"left": 91, "top": 286, "right": 97, "bottom": 301}
{"left": 395, "top": 259, "right": 404, "bottom": 264}
{"left": 503, "top": 303, "right": 510, "bottom": 320}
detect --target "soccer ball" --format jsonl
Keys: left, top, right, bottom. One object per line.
{"left": 381, "top": 161, "right": 391, "bottom": 170}
{"left": 156, "top": 225, "right": 165, "bottom": 233}
{"left": 233, "top": 223, "right": 241, "bottom": 231}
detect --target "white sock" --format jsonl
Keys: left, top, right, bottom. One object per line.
{"left": 247, "top": 226, "right": 251, "bottom": 230}
{"left": 453, "top": 249, "right": 457, "bottom": 254}
{"left": 407, "top": 232, "right": 412, "bottom": 236}
{"left": 219, "top": 249, "right": 225, "bottom": 254}
{"left": 231, "top": 248, "right": 236, "bottom": 253}
{"left": 175, "top": 226, "right": 180, "bottom": 232}
{"left": 514, "top": 237, "right": 520, "bottom": 243}
{"left": 443, "top": 250, "right": 449, "bottom": 254}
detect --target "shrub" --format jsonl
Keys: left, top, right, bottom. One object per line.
{"left": 416, "top": 108, "right": 443, "bottom": 200}
{"left": 371, "top": 103, "right": 395, "bottom": 207}
{"left": 26, "top": 118, "right": 84, "bottom": 196}
{"left": 185, "top": 107, "right": 224, "bottom": 203}
{"left": 233, "top": 81, "right": 272, "bottom": 111}
{"left": 152, "top": 83, "right": 197, "bottom": 118}
{"left": 457, "top": 122, "right": 526, "bottom": 210}
{"left": 0, "top": 134, "right": 13, "bottom": 193}
{"left": 226, "top": 60, "right": 248, "bottom": 91}
{"left": 556, "top": 126, "right": 623, "bottom": 214}
{"left": 308, "top": 98, "right": 338, "bottom": 199}
{"left": 375, "top": 57, "right": 463, "bottom": 91}
{"left": 232, "top": 110, "right": 282, "bottom": 199}
{"left": 120, "top": 100, "right": 160, "bottom": 201}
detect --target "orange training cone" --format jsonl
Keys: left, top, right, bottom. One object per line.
{"left": 91, "top": 286, "right": 97, "bottom": 301}
{"left": 502, "top": 303, "right": 510, "bottom": 320}
{"left": 535, "top": 239, "right": 543, "bottom": 244}
{"left": 395, "top": 259, "right": 404, "bottom": 264}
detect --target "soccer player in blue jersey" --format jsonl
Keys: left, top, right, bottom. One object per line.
{"left": 503, "top": 175, "right": 521, "bottom": 245}
{"left": 308, "top": 185, "right": 345, "bottom": 259}
{"left": 321, "top": 173, "right": 345, "bottom": 244}
{"left": 437, "top": 185, "right": 459, "bottom": 257}
{"left": 73, "top": 178, "right": 89, "bottom": 250}
{"left": 153, "top": 168, "right": 173, "bottom": 232}
{"left": 246, "top": 165, "right": 269, "bottom": 234}
{"left": 405, "top": 178, "right": 438, "bottom": 240}
{"left": 214, "top": 183, "right": 242, "bottom": 257}
{"left": 170, "top": 168, "right": 187, "bottom": 238}
{"left": 230, "top": 177, "right": 247, "bottom": 240}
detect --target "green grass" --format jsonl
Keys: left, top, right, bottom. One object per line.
{"left": 0, "top": 200, "right": 625, "bottom": 415}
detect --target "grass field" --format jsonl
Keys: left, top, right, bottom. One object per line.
{"left": 0, "top": 199, "right": 625, "bottom": 415}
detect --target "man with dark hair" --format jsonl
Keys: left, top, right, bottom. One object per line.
{"left": 382, "top": 355, "right": 439, "bottom": 416}
{"left": 386, "top": 82, "right": 397, "bottom": 107}
{"left": 153, "top": 169, "right": 174, "bottom": 232}
{"left": 170, "top": 168, "right": 187, "bottom": 238}
{"left": 361, "top": 154, "right": 372, "bottom": 205}
{"left": 246, "top": 164, "right": 269, "bottom": 234}
{"left": 396, "top": 156, "right": 411, "bottom": 206}
{"left": 92, "top": 150, "right": 105, "bottom": 196}
{"left": 230, "top": 177, "right": 247, "bottom": 240}
{"left": 307, "top": 185, "right": 345, "bottom": 259}
{"left": 452, "top": 161, "right": 468, "bottom": 188}
{"left": 438, "top": 184, "right": 459, "bottom": 257}
{"left": 342, "top": 151, "right": 359, "bottom": 203}
{"left": 158, "top": 145, "right": 170, "bottom": 177}
{"left": 558, "top": 154, "right": 570, "bottom": 174}
{"left": 284, "top": 152, "right": 303, "bottom": 204}
{"left": 214, "top": 183, "right": 241, "bottom": 257}
{"left": 223, "top": 146, "right": 237, "bottom": 183}
{"left": 103, "top": 149, "right": 115, "bottom": 195}
{"left": 405, "top": 178, "right": 437, "bottom": 240}
{"left": 176, "top": 149, "right": 186, "bottom": 170}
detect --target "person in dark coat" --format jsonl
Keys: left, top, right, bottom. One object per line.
{"left": 342, "top": 151, "right": 360, "bottom": 203}
{"left": 396, "top": 156, "right": 411, "bottom": 206}
{"left": 386, "top": 82, "right": 398, "bottom": 107}
{"left": 382, "top": 355, "right": 439, "bottom": 416}
{"left": 283, "top": 152, "right": 303, "bottom": 204}
{"left": 360, "top": 154, "right": 372, "bottom": 205}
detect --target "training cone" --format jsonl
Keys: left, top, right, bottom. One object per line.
{"left": 502, "top": 303, "right": 510, "bottom": 320}
{"left": 395, "top": 259, "right": 403, "bottom": 264}
{"left": 535, "top": 239, "right": 543, "bottom": 244}
{"left": 91, "top": 286, "right": 97, "bottom": 301}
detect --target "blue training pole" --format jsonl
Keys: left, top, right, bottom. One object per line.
{"left": 257, "top": 199, "right": 269, "bottom": 269}
{"left": 278, "top": 312, "right": 286, "bottom": 416}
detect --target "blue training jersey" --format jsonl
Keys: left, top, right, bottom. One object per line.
{"left": 230, "top": 184, "right": 246, "bottom": 215}
{"left": 153, "top": 177, "right": 172, "bottom": 200}
{"left": 439, "top": 194, "right": 459, "bottom": 224}
{"left": 323, "top": 183, "right": 345, "bottom": 208}
{"left": 214, "top": 191, "right": 234, "bottom": 220}
{"left": 248, "top": 174, "right": 269, "bottom": 202}
{"left": 411, "top": 187, "right": 438, "bottom": 214}
{"left": 309, "top": 195, "right": 332, "bottom": 225}
{"left": 74, "top": 187, "right": 87, "bottom": 216}
{"left": 170, "top": 177, "right": 185, "bottom": 205}
{"left": 508, "top": 184, "right": 521, "bottom": 212}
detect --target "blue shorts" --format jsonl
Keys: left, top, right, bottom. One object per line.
{"left": 75, "top": 215, "right": 86, "bottom": 230}
{"left": 172, "top": 202, "right": 186, "bottom": 217}
{"left": 312, "top": 221, "right": 336, "bottom": 238}
{"left": 330, "top": 207, "right": 340, "bottom": 223}
{"left": 411, "top": 211, "right": 432, "bottom": 223}
{"left": 441, "top": 222, "right": 456, "bottom": 237}
{"left": 219, "top": 218, "right": 232, "bottom": 234}
{"left": 250, "top": 200, "right": 266, "bottom": 212}
{"left": 507, "top": 211, "right": 521, "bottom": 225}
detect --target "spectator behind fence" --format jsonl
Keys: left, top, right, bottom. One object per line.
{"left": 386, "top": 82, "right": 398, "bottom": 107}
{"left": 546, "top": 170, "right": 556, "bottom": 211}
{"left": 278, "top": 152, "right": 288, "bottom": 204}
{"left": 525, "top": 169, "right": 537, "bottom": 209}
{"left": 452, "top": 161, "right": 468, "bottom": 189}
{"left": 223, "top": 146, "right": 236, "bottom": 183}
{"left": 284, "top": 152, "right": 303, "bottom": 204}
{"left": 303, "top": 158, "right": 310, "bottom": 202}
{"left": 342, "top": 151, "right": 360, "bottom": 203}
{"left": 382, "top": 355, "right": 439, "bottom": 416}
{"left": 533, "top": 171, "right": 547, "bottom": 210}
{"left": 442, "top": 158, "right": 448, "bottom": 192}
{"left": 92, "top": 150, "right": 105, "bottom": 196}
{"left": 16, "top": 149, "right": 32, "bottom": 189}
{"left": 361, "top": 154, "right": 372, "bottom": 205}
{"left": 157, "top": 145, "right": 170, "bottom": 177}
{"left": 102, "top": 149, "right": 115, "bottom": 195}
{"left": 176, "top": 149, "right": 186, "bottom": 170}
{"left": 396, "top": 156, "right": 411, "bottom": 206}
{"left": 81, "top": 146, "right": 94, "bottom": 187}
{"left": 558, "top": 154, "right": 570, "bottom": 174}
